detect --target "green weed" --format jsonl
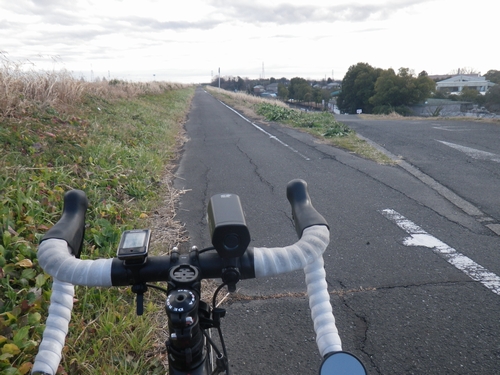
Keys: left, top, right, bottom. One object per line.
{"left": 0, "top": 78, "right": 194, "bottom": 374}
{"left": 256, "top": 102, "right": 352, "bottom": 137}
{"left": 208, "top": 88, "right": 394, "bottom": 164}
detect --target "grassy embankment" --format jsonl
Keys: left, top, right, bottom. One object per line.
{"left": 0, "top": 61, "right": 194, "bottom": 374}
{"left": 205, "top": 86, "right": 395, "bottom": 164}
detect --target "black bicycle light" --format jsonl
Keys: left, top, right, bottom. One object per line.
{"left": 207, "top": 193, "right": 250, "bottom": 258}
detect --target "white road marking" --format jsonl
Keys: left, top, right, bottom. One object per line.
{"left": 381, "top": 209, "right": 500, "bottom": 296}
{"left": 217, "top": 100, "right": 311, "bottom": 161}
{"left": 432, "top": 126, "right": 470, "bottom": 131}
{"left": 433, "top": 124, "right": 471, "bottom": 132}
{"left": 437, "top": 140, "right": 500, "bottom": 163}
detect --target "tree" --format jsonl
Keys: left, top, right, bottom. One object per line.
{"left": 415, "top": 71, "right": 436, "bottom": 103}
{"left": 312, "top": 87, "right": 324, "bottom": 105}
{"left": 484, "top": 84, "right": 500, "bottom": 113}
{"left": 288, "top": 77, "right": 312, "bottom": 102}
{"left": 460, "top": 87, "right": 482, "bottom": 103}
{"left": 484, "top": 70, "right": 500, "bottom": 84}
{"left": 369, "top": 68, "right": 401, "bottom": 112}
{"left": 369, "top": 68, "right": 435, "bottom": 115}
{"left": 449, "top": 67, "right": 480, "bottom": 75}
{"left": 277, "top": 83, "right": 288, "bottom": 100}
{"left": 235, "top": 76, "right": 246, "bottom": 91}
{"left": 337, "top": 63, "right": 381, "bottom": 114}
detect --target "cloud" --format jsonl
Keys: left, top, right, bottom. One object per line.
{"left": 3, "top": 0, "right": 86, "bottom": 24}
{"left": 120, "top": 16, "right": 221, "bottom": 31}
{"left": 355, "top": 27, "right": 388, "bottom": 34}
{"left": 209, "top": 0, "right": 428, "bottom": 24}
{"left": 0, "top": 0, "right": 224, "bottom": 65}
{"left": 2, "top": 0, "right": 222, "bottom": 36}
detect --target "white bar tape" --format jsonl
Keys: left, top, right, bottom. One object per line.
{"left": 253, "top": 226, "right": 330, "bottom": 278}
{"left": 253, "top": 226, "right": 342, "bottom": 354}
{"left": 32, "top": 279, "right": 74, "bottom": 374}
{"left": 305, "top": 256, "right": 342, "bottom": 355}
{"left": 37, "top": 238, "right": 113, "bottom": 286}
{"left": 34, "top": 239, "right": 113, "bottom": 374}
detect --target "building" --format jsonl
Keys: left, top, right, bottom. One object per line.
{"left": 253, "top": 85, "right": 265, "bottom": 95}
{"left": 265, "top": 83, "right": 279, "bottom": 94}
{"left": 436, "top": 74, "right": 495, "bottom": 95}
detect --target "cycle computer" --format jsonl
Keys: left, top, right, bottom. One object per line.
{"left": 117, "top": 229, "right": 151, "bottom": 263}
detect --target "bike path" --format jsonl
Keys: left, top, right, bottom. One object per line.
{"left": 174, "top": 88, "right": 500, "bottom": 374}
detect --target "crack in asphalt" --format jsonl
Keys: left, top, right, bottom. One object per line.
{"left": 235, "top": 142, "right": 275, "bottom": 193}
{"left": 316, "top": 146, "right": 491, "bottom": 237}
{"left": 339, "top": 296, "right": 379, "bottom": 374}
{"left": 195, "top": 159, "right": 210, "bottom": 232}
{"left": 332, "top": 279, "right": 474, "bottom": 375}
{"left": 266, "top": 118, "right": 499, "bottom": 236}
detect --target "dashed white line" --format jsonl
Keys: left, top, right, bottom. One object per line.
{"left": 217, "top": 100, "right": 311, "bottom": 161}
{"left": 381, "top": 209, "right": 500, "bottom": 296}
{"left": 437, "top": 140, "right": 500, "bottom": 163}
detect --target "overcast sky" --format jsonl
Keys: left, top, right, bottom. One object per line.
{"left": 1, "top": 0, "right": 497, "bottom": 83}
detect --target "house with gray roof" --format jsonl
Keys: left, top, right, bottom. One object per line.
{"left": 436, "top": 74, "right": 495, "bottom": 95}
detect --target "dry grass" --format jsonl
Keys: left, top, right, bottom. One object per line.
{"left": 206, "top": 86, "right": 287, "bottom": 107}
{"left": 223, "top": 286, "right": 378, "bottom": 304}
{"left": 206, "top": 86, "right": 287, "bottom": 119}
{"left": 359, "top": 112, "right": 406, "bottom": 120}
{"left": 1, "top": 56, "right": 195, "bottom": 372}
{"left": 0, "top": 56, "right": 189, "bottom": 119}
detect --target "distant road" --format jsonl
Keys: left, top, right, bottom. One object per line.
{"left": 174, "top": 89, "right": 500, "bottom": 374}
{"left": 337, "top": 114, "right": 500, "bottom": 236}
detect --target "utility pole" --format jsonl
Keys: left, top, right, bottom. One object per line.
{"left": 218, "top": 67, "right": 220, "bottom": 88}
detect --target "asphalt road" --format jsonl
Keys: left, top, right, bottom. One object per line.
{"left": 173, "top": 88, "right": 500, "bottom": 374}
{"left": 337, "top": 114, "right": 500, "bottom": 234}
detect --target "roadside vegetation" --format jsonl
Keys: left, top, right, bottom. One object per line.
{"left": 1, "top": 58, "right": 194, "bottom": 374}
{"left": 211, "top": 66, "right": 500, "bottom": 117}
{"left": 337, "top": 64, "right": 500, "bottom": 116}
{"left": 206, "top": 86, "right": 395, "bottom": 164}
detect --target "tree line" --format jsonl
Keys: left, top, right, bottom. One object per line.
{"left": 210, "top": 64, "right": 500, "bottom": 115}
{"left": 279, "top": 77, "right": 332, "bottom": 104}
{"left": 210, "top": 76, "right": 288, "bottom": 92}
{"left": 337, "top": 63, "right": 500, "bottom": 115}
{"left": 336, "top": 63, "right": 435, "bottom": 115}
